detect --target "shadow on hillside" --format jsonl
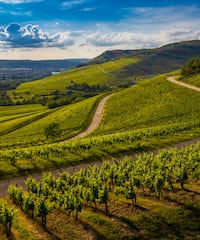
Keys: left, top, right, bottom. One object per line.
{"left": 45, "top": 229, "right": 62, "bottom": 240}
{"left": 184, "top": 188, "right": 200, "bottom": 196}
{"left": 93, "top": 197, "right": 200, "bottom": 239}
{"left": 164, "top": 195, "right": 200, "bottom": 216}
{"left": 78, "top": 219, "right": 107, "bottom": 240}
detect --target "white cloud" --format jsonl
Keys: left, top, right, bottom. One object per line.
{"left": 0, "top": 18, "right": 199, "bottom": 60}
{"left": 84, "top": 28, "right": 200, "bottom": 50}
{"left": 10, "top": 10, "right": 32, "bottom": 16}
{"left": 80, "top": 7, "right": 96, "bottom": 12}
{"left": 0, "top": 23, "right": 74, "bottom": 48}
{"left": 61, "top": 0, "right": 84, "bottom": 9}
{"left": 86, "top": 32, "right": 136, "bottom": 47}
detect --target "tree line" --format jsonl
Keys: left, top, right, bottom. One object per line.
{"left": 181, "top": 58, "right": 200, "bottom": 76}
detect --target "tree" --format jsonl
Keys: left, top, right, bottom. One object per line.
{"left": 98, "top": 185, "right": 109, "bottom": 215}
{"left": 25, "top": 176, "right": 38, "bottom": 194}
{"left": 22, "top": 193, "right": 35, "bottom": 218}
{"left": 44, "top": 122, "right": 62, "bottom": 139}
{"left": 35, "top": 197, "right": 53, "bottom": 229}
{"left": 181, "top": 58, "right": 200, "bottom": 76}
{"left": 0, "top": 200, "right": 16, "bottom": 239}
{"left": 74, "top": 198, "right": 82, "bottom": 220}
{"left": 125, "top": 184, "right": 136, "bottom": 208}
{"left": 8, "top": 185, "right": 24, "bottom": 209}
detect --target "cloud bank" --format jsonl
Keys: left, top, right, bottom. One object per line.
{"left": 0, "top": 22, "right": 199, "bottom": 59}
{"left": 0, "top": 23, "right": 74, "bottom": 48}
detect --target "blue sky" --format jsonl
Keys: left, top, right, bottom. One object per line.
{"left": 0, "top": 0, "right": 199, "bottom": 59}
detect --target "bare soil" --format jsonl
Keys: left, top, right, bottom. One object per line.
{"left": 167, "top": 76, "right": 200, "bottom": 92}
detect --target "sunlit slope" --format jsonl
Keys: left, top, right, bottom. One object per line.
{"left": 12, "top": 58, "right": 139, "bottom": 97}
{"left": 82, "top": 40, "right": 200, "bottom": 77}
{"left": 92, "top": 74, "right": 200, "bottom": 136}
{"left": 180, "top": 74, "right": 200, "bottom": 87}
{"left": 0, "top": 95, "right": 100, "bottom": 148}
{"left": 0, "top": 104, "right": 50, "bottom": 136}
{"left": 0, "top": 104, "right": 45, "bottom": 122}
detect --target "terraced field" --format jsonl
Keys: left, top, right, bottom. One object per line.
{"left": 0, "top": 95, "right": 101, "bottom": 148}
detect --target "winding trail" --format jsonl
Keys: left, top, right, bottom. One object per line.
{"left": 167, "top": 76, "right": 200, "bottom": 92}
{"left": 70, "top": 94, "right": 113, "bottom": 140}
{"left": 1, "top": 78, "right": 200, "bottom": 197}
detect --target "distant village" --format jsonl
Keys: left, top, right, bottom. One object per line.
{"left": 0, "top": 68, "right": 52, "bottom": 82}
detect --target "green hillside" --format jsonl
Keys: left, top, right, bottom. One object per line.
{"left": 0, "top": 61, "right": 200, "bottom": 240}
{"left": 81, "top": 40, "right": 200, "bottom": 77}
{"left": 8, "top": 58, "right": 139, "bottom": 104}
{"left": 0, "top": 94, "right": 101, "bottom": 148}
{"left": 180, "top": 74, "right": 200, "bottom": 87}
{"left": 1, "top": 72, "right": 200, "bottom": 178}
{"left": 92, "top": 73, "right": 200, "bottom": 136}
{"left": 5, "top": 40, "right": 200, "bottom": 108}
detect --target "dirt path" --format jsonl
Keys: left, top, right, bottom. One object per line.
{"left": 70, "top": 94, "right": 113, "bottom": 140}
{"left": 1, "top": 136, "right": 200, "bottom": 197}
{"left": 167, "top": 76, "right": 200, "bottom": 92}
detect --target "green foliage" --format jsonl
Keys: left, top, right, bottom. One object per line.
{"left": 22, "top": 193, "right": 35, "bottom": 218}
{"left": 181, "top": 58, "right": 200, "bottom": 76}
{"left": 35, "top": 197, "right": 54, "bottom": 228}
{"left": 125, "top": 184, "right": 136, "bottom": 206}
{"left": 44, "top": 122, "right": 62, "bottom": 139}
{"left": 7, "top": 58, "right": 138, "bottom": 104}
{"left": 92, "top": 74, "right": 200, "bottom": 135}
{"left": 0, "top": 199, "right": 16, "bottom": 239}
{"left": 6, "top": 142, "right": 200, "bottom": 238}
{"left": 180, "top": 73, "right": 200, "bottom": 87}
{"left": 0, "top": 95, "right": 100, "bottom": 148}
{"left": 1, "top": 73, "right": 200, "bottom": 177}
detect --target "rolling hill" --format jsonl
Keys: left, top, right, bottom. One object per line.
{"left": 6, "top": 40, "right": 200, "bottom": 106}
{"left": 80, "top": 40, "right": 200, "bottom": 77}
{"left": 7, "top": 58, "right": 139, "bottom": 104}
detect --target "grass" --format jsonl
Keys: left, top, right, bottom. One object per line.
{"left": 92, "top": 73, "right": 200, "bottom": 136}
{"left": 0, "top": 104, "right": 47, "bottom": 135}
{"left": 4, "top": 181, "right": 200, "bottom": 239}
{"left": 0, "top": 94, "right": 101, "bottom": 148}
{"left": 180, "top": 73, "right": 200, "bottom": 87}
{"left": 8, "top": 57, "right": 139, "bottom": 103}
{"left": 0, "top": 199, "right": 50, "bottom": 240}
{"left": 1, "top": 73, "right": 200, "bottom": 178}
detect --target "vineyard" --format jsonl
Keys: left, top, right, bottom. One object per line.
{"left": 1, "top": 73, "right": 200, "bottom": 178}
{"left": 8, "top": 57, "right": 139, "bottom": 103}
{"left": 92, "top": 74, "right": 200, "bottom": 136}
{"left": 1, "top": 142, "right": 199, "bottom": 239}
{"left": 0, "top": 60, "right": 200, "bottom": 239}
{"left": 0, "top": 94, "right": 101, "bottom": 148}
